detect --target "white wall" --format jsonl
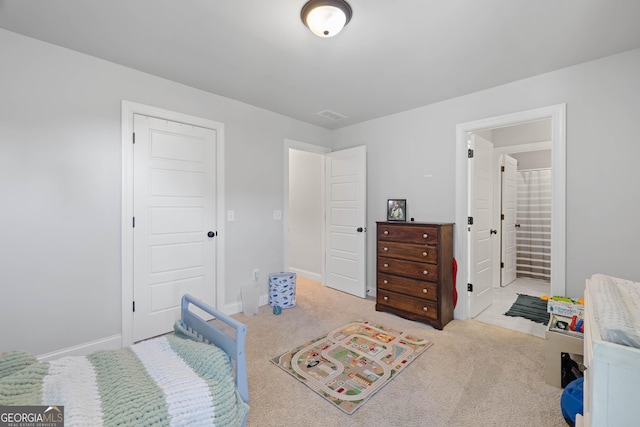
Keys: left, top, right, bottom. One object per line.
{"left": 332, "top": 48, "right": 640, "bottom": 300}
{"left": 513, "top": 150, "right": 551, "bottom": 170}
{"left": 2, "top": 26, "right": 640, "bottom": 354}
{"left": 491, "top": 119, "right": 552, "bottom": 148}
{"left": 0, "top": 29, "right": 331, "bottom": 355}
{"left": 288, "top": 149, "right": 323, "bottom": 280}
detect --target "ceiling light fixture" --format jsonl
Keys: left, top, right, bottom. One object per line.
{"left": 301, "top": 0, "right": 352, "bottom": 38}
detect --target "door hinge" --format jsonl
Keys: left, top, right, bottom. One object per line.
{"left": 467, "top": 283, "right": 473, "bottom": 292}
{"left": 501, "top": 214, "right": 504, "bottom": 220}
{"left": 501, "top": 262, "right": 504, "bottom": 268}
{"left": 132, "top": 132, "right": 135, "bottom": 144}
{"left": 132, "top": 301, "right": 135, "bottom": 312}
{"left": 468, "top": 148, "right": 474, "bottom": 158}
{"left": 132, "top": 217, "right": 135, "bottom": 228}
{"left": 501, "top": 166, "right": 505, "bottom": 172}
{"left": 468, "top": 216, "right": 473, "bottom": 225}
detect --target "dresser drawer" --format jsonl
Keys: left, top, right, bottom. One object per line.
{"left": 377, "top": 241, "right": 438, "bottom": 264}
{"left": 377, "top": 289, "right": 438, "bottom": 320}
{"left": 377, "top": 273, "right": 437, "bottom": 302}
{"left": 377, "top": 257, "right": 438, "bottom": 282}
{"left": 377, "top": 225, "right": 438, "bottom": 245}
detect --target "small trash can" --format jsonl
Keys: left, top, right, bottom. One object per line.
{"left": 241, "top": 283, "right": 259, "bottom": 316}
{"left": 269, "top": 272, "right": 296, "bottom": 309}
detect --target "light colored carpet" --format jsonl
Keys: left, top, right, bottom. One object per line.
{"left": 233, "top": 276, "right": 566, "bottom": 427}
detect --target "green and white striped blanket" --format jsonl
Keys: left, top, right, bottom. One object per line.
{"left": 0, "top": 326, "right": 248, "bottom": 426}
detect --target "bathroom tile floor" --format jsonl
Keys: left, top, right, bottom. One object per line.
{"left": 474, "top": 277, "right": 550, "bottom": 338}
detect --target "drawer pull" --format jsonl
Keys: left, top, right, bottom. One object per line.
{"left": 423, "top": 252, "right": 428, "bottom": 257}
{"left": 383, "top": 247, "right": 389, "bottom": 251}
{"left": 422, "top": 288, "right": 428, "bottom": 294}
{"left": 383, "top": 280, "right": 388, "bottom": 284}
{"left": 383, "top": 230, "right": 389, "bottom": 235}
{"left": 384, "top": 263, "right": 389, "bottom": 268}
{"left": 423, "top": 270, "right": 429, "bottom": 275}
{"left": 423, "top": 307, "right": 429, "bottom": 312}
{"left": 383, "top": 296, "right": 389, "bottom": 301}
{"left": 423, "top": 233, "right": 428, "bottom": 239}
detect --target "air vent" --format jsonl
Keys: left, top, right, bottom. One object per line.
{"left": 316, "top": 109, "right": 347, "bottom": 121}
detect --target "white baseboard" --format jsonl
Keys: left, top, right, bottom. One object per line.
{"left": 37, "top": 334, "right": 122, "bottom": 361}
{"left": 288, "top": 267, "right": 321, "bottom": 282}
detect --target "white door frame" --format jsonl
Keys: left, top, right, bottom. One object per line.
{"left": 283, "top": 139, "right": 330, "bottom": 282}
{"left": 455, "top": 104, "right": 566, "bottom": 320}
{"left": 121, "top": 101, "right": 226, "bottom": 347}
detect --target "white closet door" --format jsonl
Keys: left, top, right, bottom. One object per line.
{"left": 133, "top": 114, "right": 216, "bottom": 341}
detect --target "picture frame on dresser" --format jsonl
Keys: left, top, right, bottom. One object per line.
{"left": 387, "top": 199, "right": 406, "bottom": 221}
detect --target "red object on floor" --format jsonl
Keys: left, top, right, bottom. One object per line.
{"left": 453, "top": 258, "right": 458, "bottom": 308}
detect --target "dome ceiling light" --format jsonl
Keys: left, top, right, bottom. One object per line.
{"left": 301, "top": 0, "right": 353, "bottom": 38}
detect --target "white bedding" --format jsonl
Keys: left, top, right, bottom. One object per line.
{"left": 0, "top": 329, "right": 249, "bottom": 426}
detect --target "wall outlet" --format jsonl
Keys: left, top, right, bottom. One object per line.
{"left": 227, "top": 210, "right": 235, "bottom": 221}
{"left": 252, "top": 268, "right": 259, "bottom": 281}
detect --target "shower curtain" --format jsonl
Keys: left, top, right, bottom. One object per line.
{"left": 516, "top": 168, "right": 551, "bottom": 282}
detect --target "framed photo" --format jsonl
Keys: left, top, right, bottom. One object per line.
{"left": 387, "top": 199, "right": 406, "bottom": 221}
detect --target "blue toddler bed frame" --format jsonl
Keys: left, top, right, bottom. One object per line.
{"left": 181, "top": 294, "right": 249, "bottom": 426}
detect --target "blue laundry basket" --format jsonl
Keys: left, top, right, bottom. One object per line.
{"left": 268, "top": 272, "right": 296, "bottom": 309}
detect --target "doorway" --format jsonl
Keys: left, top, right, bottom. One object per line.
{"left": 485, "top": 119, "right": 553, "bottom": 288}
{"left": 471, "top": 121, "right": 553, "bottom": 335}
{"left": 283, "top": 140, "right": 329, "bottom": 284}
{"left": 283, "top": 141, "right": 368, "bottom": 299}
{"left": 455, "top": 104, "right": 566, "bottom": 321}
{"left": 286, "top": 145, "right": 326, "bottom": 282}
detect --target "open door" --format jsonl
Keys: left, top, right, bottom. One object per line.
{"left": 325, "top": 146, "right": 367, "bottom": 298}
{"left": 501, "top": 154, "right": 518, "bottom": 286}
{"left": 468, "top": 134, "right": 494, "bottom": 317}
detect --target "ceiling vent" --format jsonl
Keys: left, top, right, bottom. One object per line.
{"left": 316, "top": 109, "right": 347, "bottom": 121}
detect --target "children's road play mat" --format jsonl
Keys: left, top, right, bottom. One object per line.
{"left": 271, "top": 320, "right": 433, "bottom": 414}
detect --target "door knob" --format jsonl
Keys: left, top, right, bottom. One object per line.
{"left": 515, "top": 224, "right": 521, "bottom": 228}
{"left": 207, "top": 231, "right": 216, "bottom": 238}
{"left": 490, "top": 229, "right": 497, "bottom": 234}
{"left": 357, "top": 227, "right": 364, "bottom": 232}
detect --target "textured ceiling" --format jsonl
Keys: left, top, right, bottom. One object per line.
{"left": 2, "top": 0, "right": 640, "bottom": 129}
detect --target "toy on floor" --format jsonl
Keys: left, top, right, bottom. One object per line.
{"left": 273, "top": 305, "right": 282, "bottom": 315}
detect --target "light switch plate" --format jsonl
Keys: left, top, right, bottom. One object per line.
{"left": 273, "top": 210, "right": 282, "bottom": 220}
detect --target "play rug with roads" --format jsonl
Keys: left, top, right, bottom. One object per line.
{"left": 270, "top": 320, "right": 433, "bottom": 414}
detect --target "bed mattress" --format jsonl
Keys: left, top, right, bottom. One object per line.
{"left": 588, "top": 274, "right": 640, "bottom": 349}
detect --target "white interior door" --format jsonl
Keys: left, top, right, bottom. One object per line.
{"left": 501, "top": 154, "right": 518, "bottom": 286}
{"left": 133, "top": 114, "right": 216, "bottom": 342}
{"left": 469, "top": 134, "right": 494, "bottom": 318}
{"left": 325, "top": 146, "right": 367, "bottom": 298}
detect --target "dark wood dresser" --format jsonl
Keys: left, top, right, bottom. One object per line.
{"left": 376, "top": 222, "right": 454, "bottom": 330}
